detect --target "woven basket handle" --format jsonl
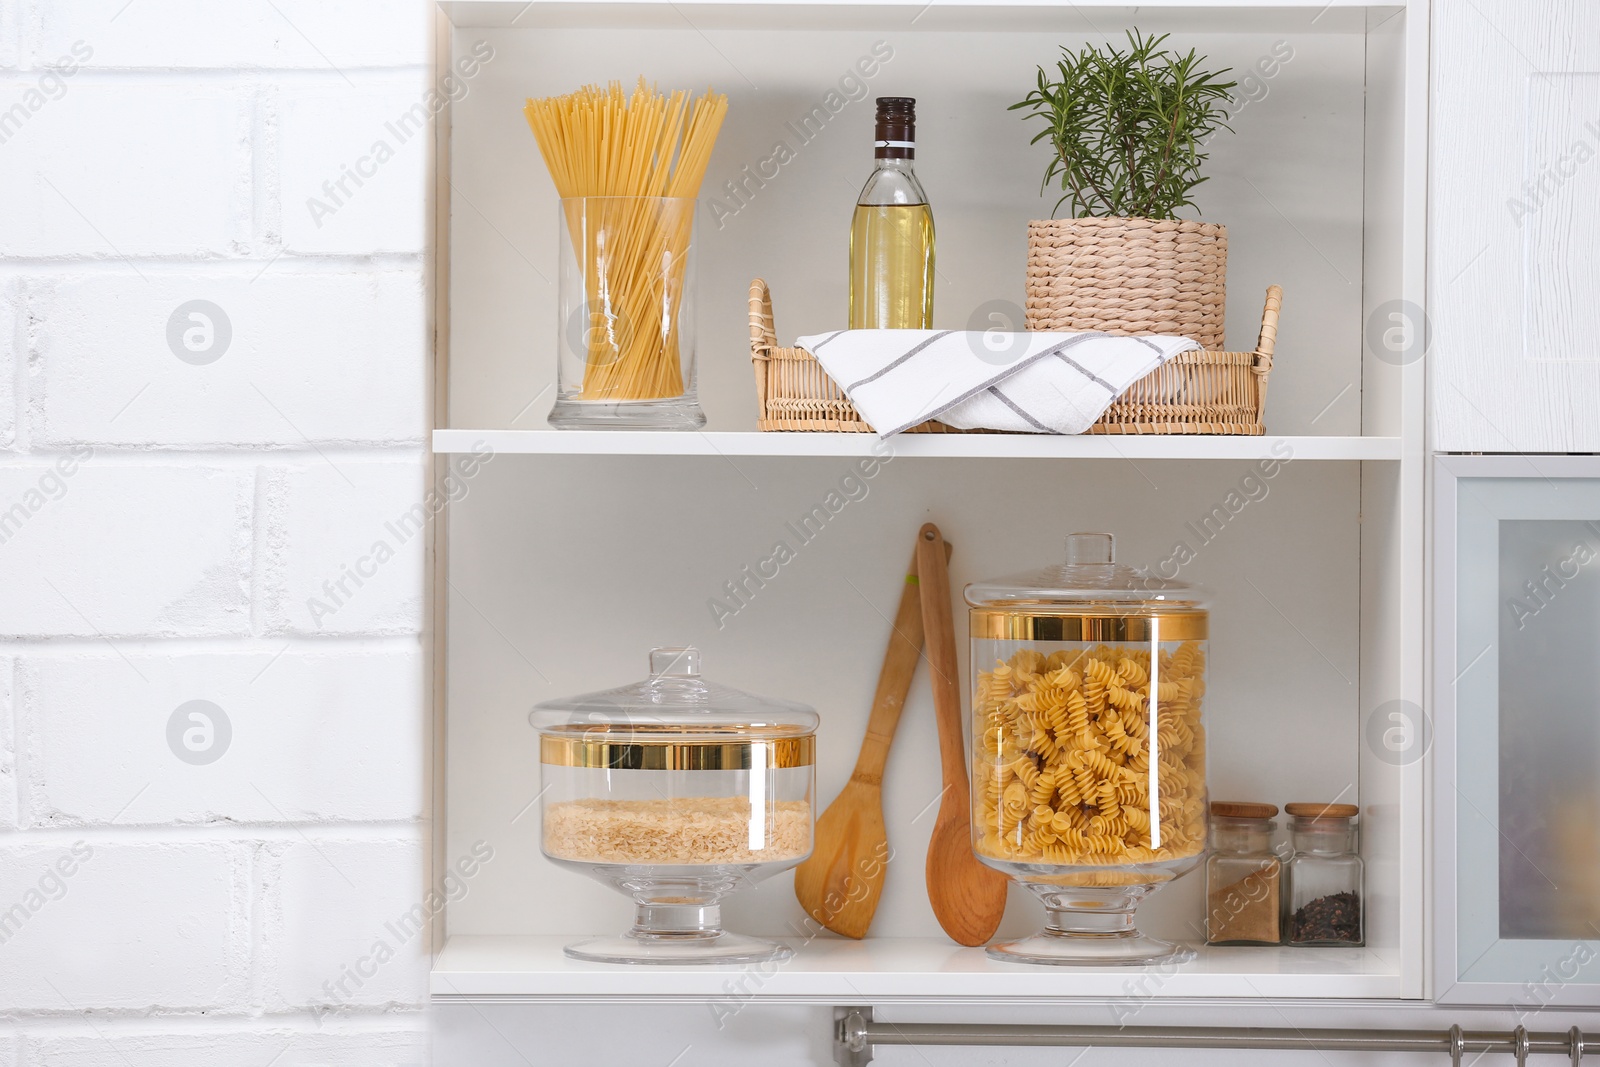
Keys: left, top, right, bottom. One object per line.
{"left": 1252, "top": 285, "right": 1282, "bottom": 419}
{"left": 749, "top": 278, "right": 778, "bottom": 421}
{"left": 749, "top": 278, "right": 777, "bottom": 360}
{"left": 1253, "top": 285, "right": 1283, "bottom": 372}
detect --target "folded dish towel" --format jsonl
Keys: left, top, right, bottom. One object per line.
{"left": 794, "top": 328, "right": 1201, "bottom": 436}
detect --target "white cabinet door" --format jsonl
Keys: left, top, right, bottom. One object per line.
{"left": 1436, "top": 456, "right": 1600, "bottom": 1004}
{"left": 1431, "top": 2, "right": 1600, "bottom": 451}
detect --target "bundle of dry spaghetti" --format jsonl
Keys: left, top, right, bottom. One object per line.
{"left": 524, "top": 80, "right": 728, "bottom": 401}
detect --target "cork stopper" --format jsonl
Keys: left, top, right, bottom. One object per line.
{"left": 1211, "top": 801, "right": 1279, "bottom": 820}
{"left": 1285, "top": 802, "right": 1359, "bottom": 820}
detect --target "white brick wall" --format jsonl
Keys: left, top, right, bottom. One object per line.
{"left": 264, "top": 838, "right": 431, "bottom": 1011}
{"left": 0, "top": 842, "right": 247, "bottom": 1011}
{"left": 29, "top": 271, "right": 427, "bottom": 448}
{"left": 259, "top": 460, "right": 428, "bottom": 635}
{"left": 0, "top": 82, "right": 251, "bottom": 258}
{"left": 0, "top": 4, "right": 18, "bottom": 70}
{"left": 31, "top": 0, "right": 430, "bottom": 70}
{"left": 2, "top": 0, "right": 430, "bottom": 1059}
{"left": 0, "top": 464, "right": 253, "bottom": 638}
{"left": 279, "top": 78, "right": 432, "bottom": 255}
{"left": 20, "top": 650, "right": 424, "bottom": 825}
{"left": 0, "top": 660, "right": 15, "bottom": 829}
{"left": 29, "top": 1027, "right": 429, "bottom": 1067}
{"left": 0, "top": 280, "right": 16, "bottom": 448}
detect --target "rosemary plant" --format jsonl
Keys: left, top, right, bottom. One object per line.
{"left": 1010, "top": 31, "right": 1236, "bottom": 220}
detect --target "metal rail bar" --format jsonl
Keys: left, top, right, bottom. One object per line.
{"left": 833, "top": 1008, "right": 1589, "bottom": 1066}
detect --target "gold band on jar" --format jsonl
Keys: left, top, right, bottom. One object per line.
{"left": 540, "top": 726, "right": 814, "bottom": 770}
{"left": 968, "top": 609, "right": 1208, "bottom": 643}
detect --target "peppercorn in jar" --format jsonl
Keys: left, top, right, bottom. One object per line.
{"left": 1282, "top": 802, "right": 1363, "bottom": 946}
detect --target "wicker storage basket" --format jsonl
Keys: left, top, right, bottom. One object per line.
{"left": 749, "top": 277, "right": 1280, "bottom": 435}
{"left": 1026, "top": 217, "right": 1228, "bottom": 350}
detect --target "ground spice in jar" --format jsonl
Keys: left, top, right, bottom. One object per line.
{"left": 1205, "top": 801, "right": 1282, "bottom": 945}
{"left": 1206, "top": 863, "right": 1281, "bottom": 943}
{"left": 1290, "top": 891, "right": 1362, "bottom": 944}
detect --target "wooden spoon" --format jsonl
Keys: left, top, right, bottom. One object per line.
{"left": 916, "top": 522, "right": 1008, "bottom": 946}
{"left": 793, "top": 539, "right": 949, "bottom": 939}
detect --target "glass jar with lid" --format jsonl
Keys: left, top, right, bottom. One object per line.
{"left": 1205, "top": 801, "right": 1281, "bottom": 945}
{"left": 530, "top": 646, "right": 817, "bottom": 964}
{"left": 1283, "top": 802, "right": 1363, "bottom": 946}
{"left": 967, "top": 532, "right": 1210, "bottom": 965}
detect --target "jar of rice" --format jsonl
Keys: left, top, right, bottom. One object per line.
{"left": 531, "top": 646, "right": 816, "bottom": 965}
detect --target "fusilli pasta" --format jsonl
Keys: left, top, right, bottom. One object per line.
{"left": 973, "top": 642, "right": 1207, "bottom": 867}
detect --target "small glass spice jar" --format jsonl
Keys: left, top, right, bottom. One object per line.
{"left": 1204, "top": 801, "right": 1281, "bottom": 945}
{"left": 1283, "top": 802, "right": 1363, "bottom": 946}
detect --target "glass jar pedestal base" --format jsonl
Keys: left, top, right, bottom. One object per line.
{"left": 986, "top": 882, "right": 1195, "bottom": 967}
{"left": 564, "top": 902, "right": 793, "bottom": 966}
{"left": 547, "top": 396, "right": 706, "bottom": 430}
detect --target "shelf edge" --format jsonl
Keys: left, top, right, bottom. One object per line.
{"left": 434, "top": 429, "right": 1404, "bottom": 461}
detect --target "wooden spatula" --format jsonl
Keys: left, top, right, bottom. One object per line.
{"left": 917, "top": 522, "right": 1009, "bottom": 947}
{"left": 793, "top": 540, "right": 949, "bottom": 939}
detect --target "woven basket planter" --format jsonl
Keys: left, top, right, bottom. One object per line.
{"left": 1025, "top": 217, "right": 1227, "bottom": 350}
{"left": 749, "top": 277, "right": 1280, "bottom": 435}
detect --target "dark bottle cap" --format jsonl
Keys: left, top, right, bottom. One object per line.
{"left": 874, "top": 96, "right": 915, "bottom": 160}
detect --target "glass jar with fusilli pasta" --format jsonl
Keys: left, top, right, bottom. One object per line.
{"left": 966, "top": 532, "right": 1209, "bottom": 965}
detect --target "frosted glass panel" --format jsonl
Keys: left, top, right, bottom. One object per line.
{"left": 1498, "top": 519, "right": 1600, "bottom": 939}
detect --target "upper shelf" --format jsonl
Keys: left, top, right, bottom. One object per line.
{"left": 433, "top": 430, "right": 1402, "bottom": 460}
{"left": 442, "top": 0, "right": 1402, "bottom": 31}
{"left": 432, "top": 935, "right": 1404, "bottom": 1001}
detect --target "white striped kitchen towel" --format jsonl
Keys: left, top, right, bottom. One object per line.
{"left": 795, "top": 328, "right": 1201, "bottom": 436}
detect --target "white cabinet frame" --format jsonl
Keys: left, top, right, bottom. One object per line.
{"left": 429, "top": 0, "right": 1429, "bottom": 1006}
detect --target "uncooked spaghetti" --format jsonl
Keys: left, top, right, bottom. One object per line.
{"left": 525, "top": 80, "right": 727, "bottom": 401}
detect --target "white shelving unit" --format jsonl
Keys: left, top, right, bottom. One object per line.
{"left": 432, "top": 936, "right": 1403, "bottom": 1000}
{"left": 430, "top": 0, "right": 1427, "bottom": 1008}
{"left": 434, "top": 430, "right": 1403, "bottom": 460}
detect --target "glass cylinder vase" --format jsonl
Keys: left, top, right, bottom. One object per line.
{"left": 550, "top": 196, "right": 703, "bottom": 430}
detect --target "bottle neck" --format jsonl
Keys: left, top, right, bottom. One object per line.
{"left": 873, "top": 107, "right": 914, "bottom": 162}
{"left": 855, "top": 157, "right": 929, "bottom": 207}
{"left": 871, "top": 155, "right": 916, "bottom": 172}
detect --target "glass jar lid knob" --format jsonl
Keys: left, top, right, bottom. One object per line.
{"left": 649, "top": 646, "right": 701, "bottom": 678}
{"left": 1065, "top": 532, "right": 1115, "bottom": 565}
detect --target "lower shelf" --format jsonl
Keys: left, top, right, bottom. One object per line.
{"left": 432, "top": 430, "right": 1403, "bottom": 460}
{"left": 431, "top": 936, "right": 1406, "bottom": 1002}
